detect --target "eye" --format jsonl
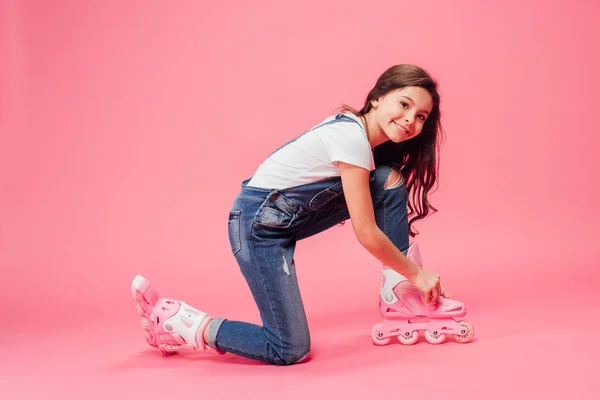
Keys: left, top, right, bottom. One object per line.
{"left": 400, "top": 101, "right": 409, "bottom": 108}
{"left": 417, "top": 114, "right": 426, "bottom": 121}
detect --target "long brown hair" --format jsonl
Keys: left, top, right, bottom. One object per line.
{"left": 341, "top": 64, "right": 444, "bottom": 237}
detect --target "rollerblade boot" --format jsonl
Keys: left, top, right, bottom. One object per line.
{"left": 371, "top": 242, "right": 474, "bottom": 345}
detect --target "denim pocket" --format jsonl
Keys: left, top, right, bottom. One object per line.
{"left": 308, "top": 180, "right": 343, "bottom": 210}
{"left": 254, "top": 192, "right": 300, "bottom": 229}
{"left": 254, "top": 206, "right": 296, "bottom": 228}
{"left": 228, "top": 211, "right": 242, "bottom": 255}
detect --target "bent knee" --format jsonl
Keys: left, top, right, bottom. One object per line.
{"left": 278, "top": 346, "right": 310, "bottom": 366}
{"left": 270, "top": 340, "right": 310, "bottom": 366}
{"left": 384, "top": 167, "right": 404, "bottom": 190}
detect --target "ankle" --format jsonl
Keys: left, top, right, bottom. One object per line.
{"left": 203, "top": 318, "right": 213, "bottom": 344}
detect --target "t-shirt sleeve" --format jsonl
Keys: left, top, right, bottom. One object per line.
{"left": 321, "top": 122, "right": 375, "bottom": 171}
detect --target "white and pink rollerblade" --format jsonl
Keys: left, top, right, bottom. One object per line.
{"left": 131, "top": 275, "right": 223, "bottom": 355}
{"left": 371, "top": 242, "right": 474, "bottom": 346}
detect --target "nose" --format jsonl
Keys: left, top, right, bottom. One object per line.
{"left": 405, "top": 111, "right": 418, "bottom": 126}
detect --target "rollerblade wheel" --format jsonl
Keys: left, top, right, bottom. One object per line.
{"left": 159, "top": 344, "right": 178, "bottom": 356}
{"left": 371, "top": 323, "right": 391, "bottom": 346}
{"left": 453, "top": 321, "right": 474, "bottom": 343}
{"left": 424, "top": 330, "right": 446, "bottom": 344}
{"left": 397, "top": 331, "right": 419, "bottom": 345}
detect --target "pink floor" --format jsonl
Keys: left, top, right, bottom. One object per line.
{"left": 2, "top": 270, "right": 598, "bottom": 399}
{"left": 3, "top": 1, "right": 600, "bottom": 398}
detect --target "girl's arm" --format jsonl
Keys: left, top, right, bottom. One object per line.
{"left": 338, "top": 162, "right": 443, "bottom": 303}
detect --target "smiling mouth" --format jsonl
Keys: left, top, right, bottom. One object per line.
{"left": 393, "top": 121, "right": 410, "bottom": 135}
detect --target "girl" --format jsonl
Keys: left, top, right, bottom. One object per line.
{"left": 132, "top": 64, "right": 452, "bottom": 365}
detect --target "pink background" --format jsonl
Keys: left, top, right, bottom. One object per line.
{"left": 2, "top": 0, "right": 599, "bottom": 398}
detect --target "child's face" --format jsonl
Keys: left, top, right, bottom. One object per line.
{"left": 371, "top": 86, "right": 434, "bottom": 143}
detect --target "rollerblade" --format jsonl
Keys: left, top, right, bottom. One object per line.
{"left": 131, "top": 275, "right": 224, "bottom": 355}
{"left": 371, "top": 242, "right": 474, "bottom": 346}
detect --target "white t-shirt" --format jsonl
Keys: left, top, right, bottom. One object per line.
{"left": 247, "top": 113, "right": 376, "bottom": 189}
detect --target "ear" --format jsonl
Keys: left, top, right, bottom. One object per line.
{"left": 370, "top": 98, "right": 379, "bottom": 108}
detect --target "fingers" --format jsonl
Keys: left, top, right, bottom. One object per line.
{"left": 441, "top": 285, "right": 451, "bottom": 299}
{"left": 429, "top": 275, "right": 441, "bottom": 303}
{"left": 420, "top": 270, "right": 443, "bottom": 304}
{"left": 431, "top": 285, "right": 440, "bottom": 304}
{"left": 426, "top": 286, "right": 440, "bottom": 304}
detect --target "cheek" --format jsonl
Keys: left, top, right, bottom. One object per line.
{"left": 379, "top": 109, "right": 394, "bottom": 125}
{"left": 382, "top": 102, "right": 400, "bottom": 116}
{"left": 393, "top": 106, "right": 405, "bottom": 118}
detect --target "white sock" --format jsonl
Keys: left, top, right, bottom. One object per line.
{"left": 383, "top": 264, "right": 407, "bottom": 281}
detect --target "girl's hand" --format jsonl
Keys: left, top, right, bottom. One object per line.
{"left": 441, "top": 285, "right": 451, "bottom": 299}
{"left": 412, "top": 268, "right": 442, "bottom": 304}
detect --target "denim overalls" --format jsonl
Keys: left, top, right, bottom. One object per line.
{"left": 205, "top": 114, "right": 410, "bottom": 365}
